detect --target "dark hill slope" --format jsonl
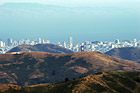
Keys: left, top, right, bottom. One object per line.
{"left": 2, "top": 71, "right": 140, "bottom": 93}
{"left": 105, "top": 47, "right": 140, "bottom": 63}
{"left": 7, "top": 44, "right": 73, "bottom": 54}
{"left": 0, "top": 52, "right": 140, "bottom": 86}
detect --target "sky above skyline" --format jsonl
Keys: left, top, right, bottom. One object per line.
{"left": 0, "top": 0, "right": 140, "bottom": 7}
{"left": 0, "top": 0, "right": 140, "bottom": 43}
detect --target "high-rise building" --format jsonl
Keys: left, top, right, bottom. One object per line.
{"left": 42, "top": 39, "right": 45, "bottom": 44}
{"left": 133, "top": 39, "right": 137, "bottom": 47}
{"left": 38, "top": 38, "right": 42, "bottom": 44}
{"left": 134, "top": 42, "right": 138, "bottom": 47}
{"left": 111, "top": 44, "right": 115, "bottom": 48}
{"left": 114, "top": 39, "right": 120, "bottom": 44}
{"left": 0, "top": 41, "right": 4, "bottom": 47}
{"left": 63, "top": 42, "right": 67, "bottom": 48}
{"left": 69, "top": 37, "right": 73, "bottom": 49}
{"left": 7, "top": 38, "right": 13, "bottom": 46}
{"left": 25, "top": 39, "right": 30, "bottom": 45}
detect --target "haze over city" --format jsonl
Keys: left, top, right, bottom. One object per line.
{"left": 0, "top": 0, "right": 140, "bottom": 43}
{"left": 1, "top": 0, "right": 140, "bottom": 92}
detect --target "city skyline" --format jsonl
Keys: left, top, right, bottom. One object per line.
{"left": 0, "top": 1, "right": 140, "bottom": 91}
{"left": 0, "top": 37, "right": 140, "bottom": 45}
{"left": 0, "top": 37, "right": 140, "bottom": 54}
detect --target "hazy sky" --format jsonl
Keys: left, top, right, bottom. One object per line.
{"left": 0, "top": 0, "right": 140, "bottom": 7}
{"left": 0, "top": 0, "right": 140, "bottom": 43}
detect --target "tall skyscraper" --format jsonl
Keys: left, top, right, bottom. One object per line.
{"left": 63, "top": 41, "right": 67, "bottom": 48}
{"left": 133, "top": 39, "right": 137, "bottom": 47}
{"left": 134, "top": 42, "right": 138, "bottom": 47}
{"left": 42, "top": 39, "right": 45, "bottom": 44}
{"left": 7, "top": 38, "right": 13, "bottom": 46}
{"left": 38, "top": 38, "right": 42, "bottom": 44}
{"left": 0, "top": 41, "right": 4, "bottom": 47}
{"left": 69, "top": 37, "right": 73, "bottom": 49}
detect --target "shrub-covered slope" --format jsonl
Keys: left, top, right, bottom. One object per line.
{"left": 2, "top": 71, "right": 140, "bottom": 93}
{"left": 0, "top": 51, "right": 140, "bottom": 86}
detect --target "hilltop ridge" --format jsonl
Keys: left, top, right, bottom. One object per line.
{"left": 105, "top": 47, "right": 140, "bottom": 63}
{"left": 1, "top": 71, "right": 140, "bottom": 93}
{"left": 7, "top": 44, "right": 73, "bottom": 54}
{"left": 0, "top": 51, "right": 140, "bottom": 86}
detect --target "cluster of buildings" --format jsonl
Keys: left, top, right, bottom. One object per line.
{"left": 0, "top": 38, "right": 50, "bottom": 54}
{"left": 0, "top": 37, "right": 140, "bottom": 54}
{"left": 57, "top": 38, "right": 140, "bottom": 53}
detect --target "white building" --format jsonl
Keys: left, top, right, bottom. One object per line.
{"left": 69, "top": 37, "right": 73, "bottom": 49}
{"left": 0, "top": 41, "right": 4, "bottom": 47}
{"left": 38, "top": 38, "right": 42, "bottom": 44}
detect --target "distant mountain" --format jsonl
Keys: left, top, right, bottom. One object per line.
{"left": 7, "top": 44, "right": 73, "bottom": 54}
{"left": 2, "top": 71, "right": 140, "bottom": 93}
{"left": 0, "top": 3, "right": 89, "bottom": 15}
{"left": 0, "top": 3, "right": 65, "bottom": 12}
{"left": 105, "top": 47, "right": 140, "bottom": 63}
{"left": 0, "top": 3, "right": 58, "bottom": 8}
{"left": 0, "top": 51, "right": 140, "bottom": 86}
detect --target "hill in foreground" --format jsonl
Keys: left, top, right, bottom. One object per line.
{"left": 1, "top": 71, "right": 140, "bottom": 93}
{"left": 105, "top": 47, "right": 140, "bottom": 63}
{"left": 7, "top": 44, "right": 73, "bottom": 54}
{"left": 0, "top": 51, "right": 140, "bottom": 86}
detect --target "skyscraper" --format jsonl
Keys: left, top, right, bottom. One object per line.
{"left": 69, "top": 37, "right": 73, "bottom": 49}
{"left": 7, "top": 38, "right": 13, "bottom": 46}
{"left": 42, "top": 39, "right": 45, "bottom": 44}
{"left": 38, "top": 38, "right": 42, "bottom": 44}
{"left": 114, "top": 39, "right": 120, "bottom": 44}
{"left": 133, "top": 39, "right": 137, "bottom": 47}
{"left": 0, "top": 41, "right": 4, "bottom": 47}
{"left": 63, "top": 41, "right": 67, "bottom": 48}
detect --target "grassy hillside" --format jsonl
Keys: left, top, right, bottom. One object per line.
{"left": 7, "top": 44, "right": 73, "bottom": 54}
{"left": 105, "top": 47, "right": 140, "bottom": 63}
{"left": 0, "top": 51, "right": 140, "bottom": 86}
{"left": 2, "top": 71, "right": 140, "bottom": 93}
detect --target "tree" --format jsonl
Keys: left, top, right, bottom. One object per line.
{"left": 65, "top": 77, "right": 69, "bottom": 82}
